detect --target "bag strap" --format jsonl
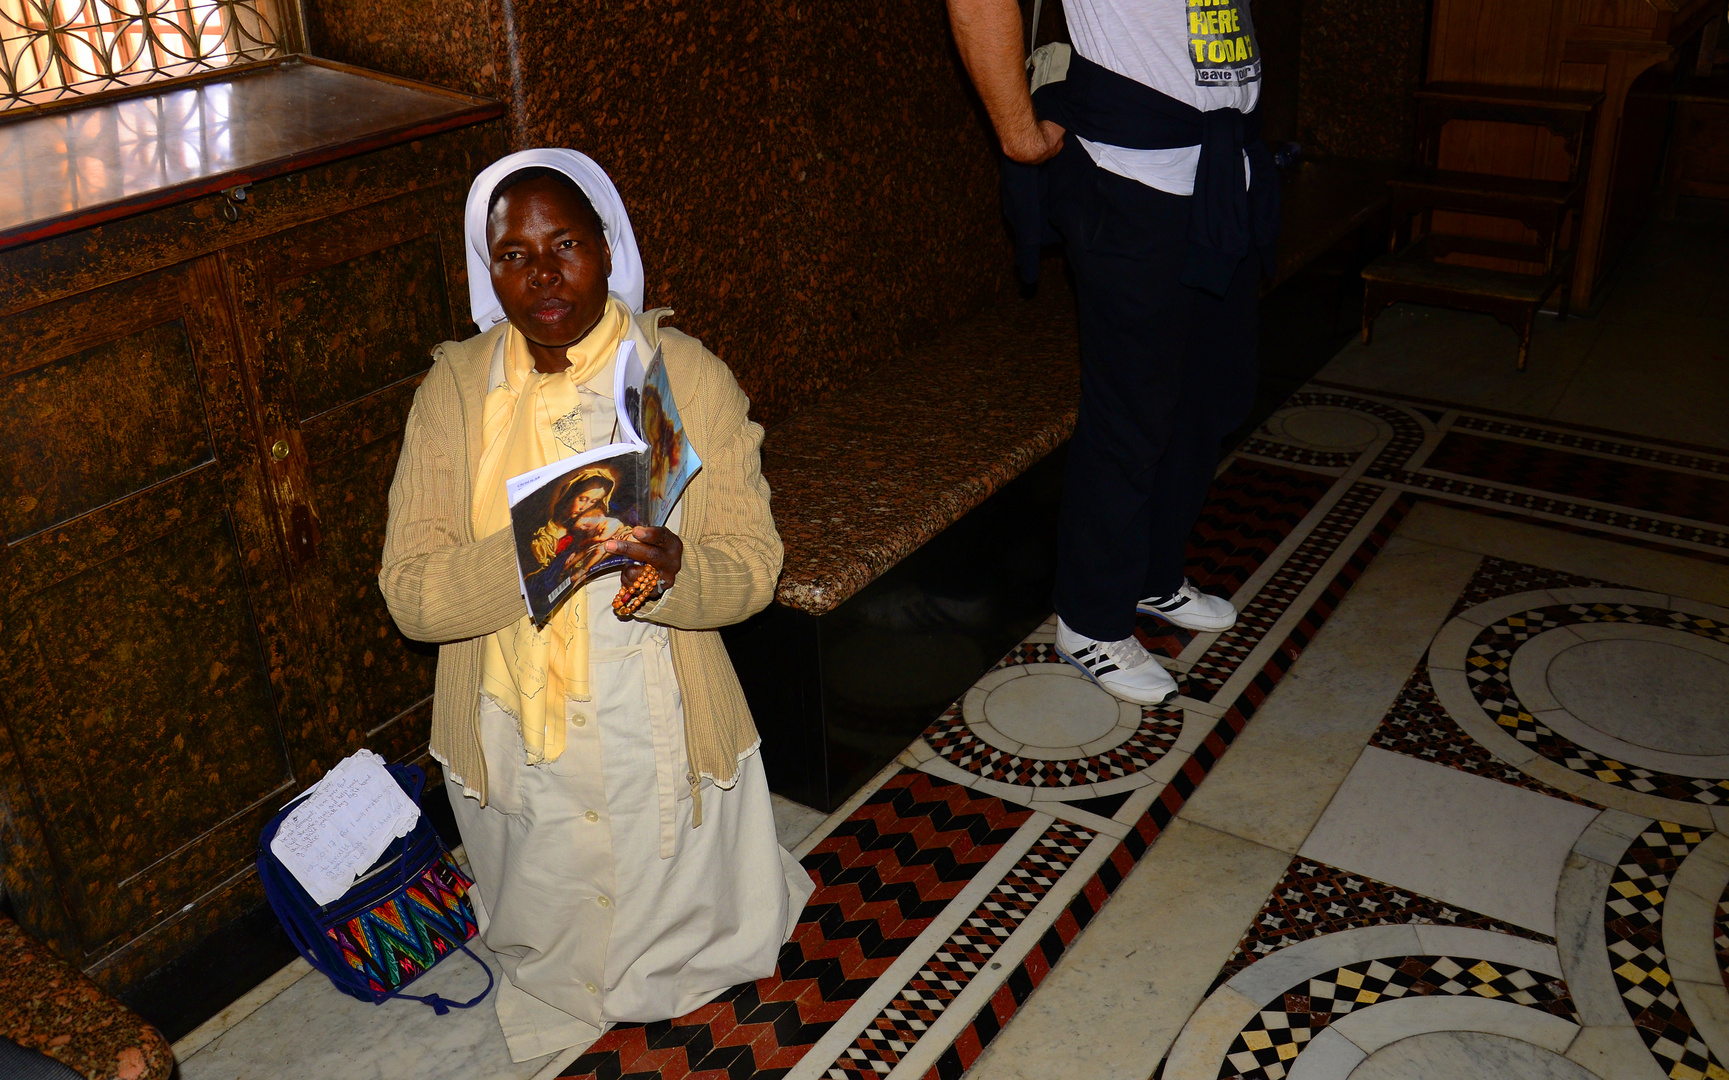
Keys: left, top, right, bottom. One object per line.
{"left": 386, "top": 944, "right": 495, "bottom": 1015}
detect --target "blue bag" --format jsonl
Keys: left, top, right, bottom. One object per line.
{"left": 257, "top": 762, "right": 493, "bottom": 1013}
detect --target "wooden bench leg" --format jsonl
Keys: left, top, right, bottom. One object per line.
{"left": 1361, "top": 284, "right": 1393, "bottom": 346}
{"left": 1517, "top": 305, "right": 1535, "bottom": 372}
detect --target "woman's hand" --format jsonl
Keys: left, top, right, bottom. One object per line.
{"left": 607, "top": 526, "right": 683, "bottom": 596}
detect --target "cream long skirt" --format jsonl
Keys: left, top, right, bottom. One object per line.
{"left": 448, "top": 628, "right": 814, "bottom": 1062}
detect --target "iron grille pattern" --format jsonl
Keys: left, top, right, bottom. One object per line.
{"left": 2, "top": 0, "right": 291, "bottom": 109}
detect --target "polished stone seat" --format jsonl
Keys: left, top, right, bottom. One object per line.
{"left": 0, "top": 917, "right": 173, "bottom": 1080}
{"left": 729, "top": 278, "right": 1081, "bottom": 810}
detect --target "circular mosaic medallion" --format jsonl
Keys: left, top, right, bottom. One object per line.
{"left": 922, "top": 644, "right": 1185, "bottom": 792}
{"left": 1548, "top": 638, "right": 1729, "bottom": 756}
{"left": 1264, "top": 405, "right": 1383, "bottom": 452}
{"left": 1428, "top": 588, "right": 1729, "bottom": 818}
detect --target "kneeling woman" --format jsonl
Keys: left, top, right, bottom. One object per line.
{"left": 380, "top": 149, "right": 813, "bottom": 1061}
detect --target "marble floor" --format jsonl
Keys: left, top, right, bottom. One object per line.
{"left": 171, "top": 211, "right": 1728, "bottom": 1080}
{"left": 1317, "top": 198, "right": 1729, "bottom": 451}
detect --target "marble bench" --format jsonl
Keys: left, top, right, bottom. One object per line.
{"left": 724, "top": 278, "right": 1081, "bottom": 810}
{"left": 0, "top": 917, "right": 172, "bottom": 1080}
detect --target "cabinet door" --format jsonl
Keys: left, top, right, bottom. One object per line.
{"left": 225, "top": 184, "right": 470, "bottom": 772}
{"left": 0, "top": 260, "right": 298, "bottom": 976}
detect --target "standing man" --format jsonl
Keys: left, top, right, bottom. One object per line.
{"left": 947, "top": 0, "right": 1278, "bottom": 705}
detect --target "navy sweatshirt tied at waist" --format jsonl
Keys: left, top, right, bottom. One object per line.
{"left": 1002, "top": 51, "right": 1281, "bottom": 297}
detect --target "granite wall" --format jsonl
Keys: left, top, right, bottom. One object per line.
{"left": 305, "top": 0, "right": 1012, "bottom": 425}
{"left": 1296, "top": 0, "right": 1430, "bottom": 162}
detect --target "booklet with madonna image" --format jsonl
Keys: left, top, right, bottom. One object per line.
{"left": 506, "top": 339, "right": 701, "bottom": 626}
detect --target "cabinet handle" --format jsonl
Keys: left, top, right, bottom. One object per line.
{"left": 271, "top": 439, "right": 290, "bottom": 461}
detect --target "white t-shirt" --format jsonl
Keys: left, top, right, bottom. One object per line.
{"left": 1062, "top": 0, "right": 1261, "bottom": 194}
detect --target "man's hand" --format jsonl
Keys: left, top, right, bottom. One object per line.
{"left": 1003, "top": 118, "right": 1066, "bottom": 164}
{"left": 947, "top": 0, "right": 1065, "bottom": 164}
{"left": 606, "top": 526, "right": 682, "bottom": 595}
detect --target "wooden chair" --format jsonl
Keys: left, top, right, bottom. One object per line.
{"left": 1361, "top": 83, "right": 1604, "bottom": 369}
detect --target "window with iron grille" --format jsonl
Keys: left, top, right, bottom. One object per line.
{"left": 1, "top": 0, "right": 297, "bottom": 110}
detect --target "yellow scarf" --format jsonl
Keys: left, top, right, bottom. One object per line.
{"left": 473, "top": 298, "right": 629, "bottom": 764}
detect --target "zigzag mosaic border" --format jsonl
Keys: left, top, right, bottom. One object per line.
{"left": 557, "top": 771, "right": 1031, "bottom": 1079}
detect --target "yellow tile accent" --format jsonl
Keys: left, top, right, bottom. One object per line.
{"left": 1242, "top": 1029, "right": 1273, "bottom": 1052}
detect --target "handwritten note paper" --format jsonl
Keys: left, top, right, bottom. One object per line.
{"left": 269, "top": 750, "right": 421, "bottom": 907}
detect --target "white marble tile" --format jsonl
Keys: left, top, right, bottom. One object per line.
{"left": 1023, "top": 792, "right": 1130, "bottom": 838}
{"left": 1676, "top": 976, "right": 1729, "bottom": 1066}
{"left": 178, "top": 936, "right": 552, "bottom": 1080}
{"left": 1551, "top": 310, "right": 1729, "bottom": 451}
{"left": 1563, "top": 1024, "right": 1670, "bottom": 1080}
{"left": 1665, "top": 833, "right": 1729, "bottom": 1058}
{"left": 1318, "top": 303, "right": 1601, "bottom": 421}
{"left": 1408, "top": 926, "right": 1561, "bottom": 977}
{"left": 1542, "top": 586, "right": 1672, "bottom": 609}
{"left": 1171, "top": 709, "right": 1223, "bottom": 755}
{"left": 1326, "top": 994, "right": 1579, "bottom": 1054}
{"left": 1297, "top": 748, "right": 1600, "bottom": 936}
{"left": 1159, "top": 986, "right": 1263, "bottom": 1080}
{"left": 965, "top": 819, "right": 1291, "bottom": 1080}
{"left": 1284, "top": 1026, "right": 1367, "bottom": 1080}
{"left": 1575, "top": 809, "right": 1649, "bottom": 863}
{"left": 1662, "top": 883, "right": 1722, "bottom": 986}
{"left": 1528, "top": 624, "right": 1729, "bottom": 777}
{"left": 1178, "top": 540, "right": 1482, "bottom": 854}
{"left": 1347, "top": 1029, "right": 1597, "bottom": 1080}
{"left": 1392, "top": 501, "right": 1729, "bottom": 609}
{"left": 1553, "top": 852, "right": 1634, "bottom": 1029}
{"left": 173, "top": 959, "right": 314, "bottom": 1062}
{"left": 896, "top": 738, "right": 936, "bottom": 766}
{"left": 1224, "top": 925, "right": 1423, "bottom": 1006}
{"left": 772, "top": 794, "right": 828, "bottom": 851}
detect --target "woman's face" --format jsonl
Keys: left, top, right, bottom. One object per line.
{"left": 559, "top": 482, "right": 609, "bottom": 526}
{"left": 487, "top": 178, "right": 612, "bottom": 361}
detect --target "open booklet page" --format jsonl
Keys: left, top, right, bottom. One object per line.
{"left": 506, "top": 338, "right": 702, "bottom": 626}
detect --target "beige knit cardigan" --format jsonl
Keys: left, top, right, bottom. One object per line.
{"left": 379, "top": 310, "right": 781, "bottom": 809}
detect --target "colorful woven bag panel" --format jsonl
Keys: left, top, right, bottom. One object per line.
{"left": 326, "top": 852, "right": 479, "bottom": 996}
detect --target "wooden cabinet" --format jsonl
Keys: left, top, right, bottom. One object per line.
{"left": 0, "top": 58, "right": 502, "bottom": 992}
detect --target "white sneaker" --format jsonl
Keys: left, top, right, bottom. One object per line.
{"left": 1054, "top": 618, "right": 1179, "bottom": 705}
{"left": 1137, "top": 579, "right": 1238, "bottom": 632}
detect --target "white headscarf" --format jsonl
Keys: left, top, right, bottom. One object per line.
{"left": 463, "top": 149, "right": 646, "bottom": 328}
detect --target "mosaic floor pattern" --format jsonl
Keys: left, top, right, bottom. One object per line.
{"left": 536, "top": 387, "right": 1729, "bottom": 1080}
